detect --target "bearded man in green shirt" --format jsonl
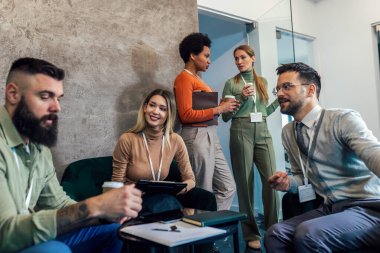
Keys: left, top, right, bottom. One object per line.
{"left": 0, "top": 57, "right": 142, "bottom": 253}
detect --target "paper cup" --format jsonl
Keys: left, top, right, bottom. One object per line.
{"left": 102, "top": 181, "right": 124, "bottom": 192}
{"left": 224, "top": 95, "right": 235, "bottom": 101}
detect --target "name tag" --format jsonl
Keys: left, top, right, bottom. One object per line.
{"left": 250, "top": 112, "right": 263, "bottom": 122}
{"left": 298, "top": 184, "right": 316, "bottom": 203}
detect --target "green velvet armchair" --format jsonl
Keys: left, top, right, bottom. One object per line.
{"left": 61, "top": 156, "right": 113, "bottom": 201}
{"left": 60, "top": 157, "right": 217, "bottom": 211}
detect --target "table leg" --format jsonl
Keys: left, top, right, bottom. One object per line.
{"left": 233, "top": 230, "right": 240, "bottom": 253}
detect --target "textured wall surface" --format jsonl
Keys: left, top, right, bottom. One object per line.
{"left": 0, "top": 0, "right": 198, "bottom": 178}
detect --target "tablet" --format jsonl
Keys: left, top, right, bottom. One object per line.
{"left": 136, "top": 180, "right": 187, "bottom": 195}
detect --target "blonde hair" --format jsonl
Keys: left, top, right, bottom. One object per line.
{"left": 128, "top": 89, "right": 176, "bottom": 149}
{"left": 233, "top": 45, "right": 269, "bottom": 105}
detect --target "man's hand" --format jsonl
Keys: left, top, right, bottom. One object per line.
{"left": 57, "top": 184, "right": 142, "bottom": 235}
{"left": 268, "top": 171, "right": 290, "bottom": 191}
{"left": 89, "top": 184, "right": 142, "bottom": 220}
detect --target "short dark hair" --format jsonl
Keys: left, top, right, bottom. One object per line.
{"left": 276, "top": 62, "right": 321, "bottom": 98}
{"left": 179, "top": 33, "right": 211, "bottom": 63}
{"left": 7, "top": 57, "right": 65, "bottom": 82}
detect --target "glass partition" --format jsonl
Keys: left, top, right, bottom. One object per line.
{"left": 250, "top": 0, "right": 294, "bottom": 217}
{"left": 198, "top": 0, "right": 295, "bottom": 217}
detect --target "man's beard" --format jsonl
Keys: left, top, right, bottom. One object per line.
{"left": 12, "top": 98, "right": 58, "bottom": 147}
{"left": 279, "top": 98, "right": 304, "bottom": 116}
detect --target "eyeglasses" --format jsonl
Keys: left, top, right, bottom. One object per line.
{"left": 272, "top": 83, "right": 310, "bottom": 96}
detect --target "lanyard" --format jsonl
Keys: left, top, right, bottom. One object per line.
{"left": 142, "top": 133, "right": 165, "bottom": 181}
{"left": 12, "top": 147, "right": 34, "bottom": 212}
{"left": 241, "top": 74, "right": 257, "bottom": 112}
{"left": 295, "top": 122, "right": 316, "bottom": 185}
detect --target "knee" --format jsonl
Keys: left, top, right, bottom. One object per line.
{"left": 264, "top": 223, "right": 282, "bottom": 248}
{"left": 226, "top": 184, "right": 236, "bottom": 197}
{"left": 294, "top": 222, "right": 324, "bottom": 252}
{"left": 24, "top": 241, "right": 72, "bottom": 253}
{"left": 47, "top": 241, "right": 72, "bottom": 253}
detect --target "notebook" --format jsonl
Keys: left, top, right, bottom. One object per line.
{"left": 120, "top": 221, "right": 226, "bottom": 247}
{"left": 182, "top": 210, "right": 247, "bottom": 227}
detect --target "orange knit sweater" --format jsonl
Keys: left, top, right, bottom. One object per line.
{"left": 173, "top": 70, "right": 215, "bottom": 126}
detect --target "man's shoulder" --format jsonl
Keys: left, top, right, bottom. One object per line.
{"left": 323, "top": 108, "right": 361, "bottom": 122}
{"left": 282, "top": 121, "right": 293, "bottom": 132}
{"left": 281, "top": 122, "right": 295, "bottom": 145}
{"left": 324, "top": 108, "right": 357, "bottom": 115}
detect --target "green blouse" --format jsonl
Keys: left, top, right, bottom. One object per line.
{"left": 222, "top": 69, "right": 279, "bottom": 122}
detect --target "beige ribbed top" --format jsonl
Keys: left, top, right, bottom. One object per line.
{"left": 112, "top": 127, "right": 195, "bottom": 191}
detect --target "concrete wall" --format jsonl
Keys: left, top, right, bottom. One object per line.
{"left": 0, "top": 0, "right": 198, "bottom": 178}
{"left": 291, "top": 0, "right": 380, "bottom": 137}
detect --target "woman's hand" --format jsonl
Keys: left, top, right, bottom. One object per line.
{"left": 215, "top": 99, "right": 240, "bottom": 114}
{"left": 241, "top": 84, "right": 255, "bottom": 98}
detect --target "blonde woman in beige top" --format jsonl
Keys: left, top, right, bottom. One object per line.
{"left": 112, "top": 89, "right": 215, "bottom": 214}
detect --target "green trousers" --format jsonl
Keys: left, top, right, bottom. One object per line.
{"left": 230, "top": 118, "right": 279, "bottom": 241}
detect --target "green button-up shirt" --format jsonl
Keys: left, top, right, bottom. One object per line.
{"left": 0, "top": 106, "right": 75, "bottom": 252}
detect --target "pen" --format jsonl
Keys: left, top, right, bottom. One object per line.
{"left": 151, "top": 228, "right": 180, "bottom": 232}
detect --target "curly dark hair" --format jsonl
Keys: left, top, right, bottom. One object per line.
{"left": 179, "top": 33, "right": 211, "bottom": 63}
{"left": 276, "top": 62, "right": 321, "bottom": 98}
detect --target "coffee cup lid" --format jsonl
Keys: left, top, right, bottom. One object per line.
{"left": 102, "top": 181, "right": 123, "bottom": 188}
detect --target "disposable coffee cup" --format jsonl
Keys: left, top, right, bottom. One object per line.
{"left": 246, "top": 82, "right": 255, "bottom": 99}
{"left": 102, "top": 181, "right": 124, "bottom": 192}
{"left": 224, "top": 95, "right": 235, "bottom": 101}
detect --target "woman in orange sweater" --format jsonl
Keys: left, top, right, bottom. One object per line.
{"left": 173, "top": 33, "right": 238, "bottom": 210}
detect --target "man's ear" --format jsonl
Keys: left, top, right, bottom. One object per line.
{"left": 307, "top": 83, "right": 317, "bottom": 97}
{"left": 5, "top": 83, "right": 22, "bottom": 105}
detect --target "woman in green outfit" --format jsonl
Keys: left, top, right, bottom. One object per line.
{"left": 222, "top": 44, "right": 279, "bottom": 250}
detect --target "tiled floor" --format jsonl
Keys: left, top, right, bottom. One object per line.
{"left": 214, "top": 214, "right": 266, "bottom": 253}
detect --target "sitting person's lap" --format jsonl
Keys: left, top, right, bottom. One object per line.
{"left": 18, "top": 223, "right": 121, "bottom": 253}
{"left": 265, "top": 204, "right": 380, "bottom": 252}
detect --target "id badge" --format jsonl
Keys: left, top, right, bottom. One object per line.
{"left": 298, "top": 184, "right": 316, "bottom": 203}
{"left": 250, "top": 112, "right": 263, "bottom": 122}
